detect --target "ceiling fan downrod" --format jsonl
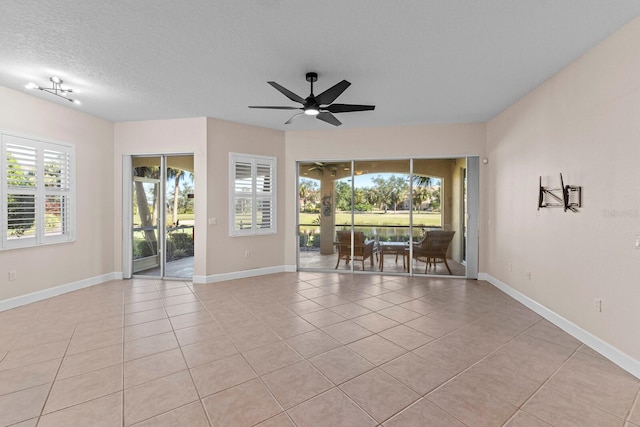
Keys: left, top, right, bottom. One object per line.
{"left": 306, "top": 72, "right": 318, "bottom": 96}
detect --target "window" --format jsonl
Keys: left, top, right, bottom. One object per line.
{"left": 230, "top": 153, "right": 276, "bottom": 236}
{"left": 1, "top": 132, "right": 75, "bottom": 249}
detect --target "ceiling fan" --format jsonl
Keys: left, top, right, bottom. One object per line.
{"left": 249, "top": 72, "right": 375, "bottom": 126}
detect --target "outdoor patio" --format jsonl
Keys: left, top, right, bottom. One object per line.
{"left": 298, "top": 250, "right": 466, "bottom": 276}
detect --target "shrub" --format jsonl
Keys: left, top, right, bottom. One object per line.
{"left": 171, "top": 248, "right": 188, "bottom": 259}
{"left": 354, "top": 203, "right": 372, "bottom": 212}
{"left": 136, "top": 239, "right": 158, "bottom": 258}
{"left": 168, "top": 232, "right": 193, "bottom": 259}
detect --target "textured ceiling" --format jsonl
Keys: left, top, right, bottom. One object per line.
{"left": 1, "top": 1, "right": 639, "bottom": 131}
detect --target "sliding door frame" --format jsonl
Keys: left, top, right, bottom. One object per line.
{"left": 296, "top": 155, "right": 480, "bottom": 279}
{"left": 123, "top": 153, "right": 194, "bottom": 280}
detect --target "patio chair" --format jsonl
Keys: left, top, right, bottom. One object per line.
{"left": 335, "top": 230, "right": 375, "bottom": 270}
{"left": 411, "top": 230, "right": 455, "bottom": 274}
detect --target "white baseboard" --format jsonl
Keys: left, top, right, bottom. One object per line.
{"left": 479, "top": 273, "right": 640, "bottom": 379}
{"left": 193, "top": 265, "right": 297, "bottom": 284}
{"left": 0, "top": 272, "right": 123, "bottom": 312}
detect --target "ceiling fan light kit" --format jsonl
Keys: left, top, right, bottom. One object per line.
{"left": 249, "top": 72, "right": 375, "bottom": 126}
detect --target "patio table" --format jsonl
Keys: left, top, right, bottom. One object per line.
{"left": 378, "top": 241, "right": 409, "bottom": 272}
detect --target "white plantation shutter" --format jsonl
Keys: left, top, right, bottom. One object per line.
{"left": 230, "top": 153, "right": 276, "bottom": 236}
{"left": 255, "top": 159, "right": 274, "bottom": 230}
{"left": 43, "top": 148, "right": 72, "bottom": 238}
{"left": 5, "top": 142, "right": 37, "bottom": 244}
{"left": 233, "top": 158, "right": 253, "bottom": 232}
{"left": 2, "top": 132, "right": 75, "bottom": 249}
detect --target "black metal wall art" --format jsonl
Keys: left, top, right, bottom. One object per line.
{"left": 538, "top": 173, "right": 582, "bottom": 212}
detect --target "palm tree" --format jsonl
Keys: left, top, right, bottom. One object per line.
{"left": 299, "top": 181, "right": 309, "bottom": 212}
{"left": 365, "top": 188, "right": 381, "bottom": 211}
{"left": 133, "top": 167, "right": 158, "bottom": 254}
{"left": 389, "top": 189, "right": 403, "bottom": 213}
{"left": 412, "top": 186, "right": 429, "bottom": 211}
{"left": 412, "top": 175, "right": 433, "bottom": 188}
{"left": 167, "top": 168, "right": 186, "bottom": 226}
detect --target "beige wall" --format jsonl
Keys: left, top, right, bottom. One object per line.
{"left": 0, "top": 86, "right": 114, "bottom": 300}
{"left": 113, "top": 117, "right": 289, "bottom": 280}
{"left": 485, "top": 17, "right": 640, "bottom": 360}
{"left": 78, "top": 115, "right": 287, "bottom": 282}
{"left": 205, "top": 118, "right": 286, "bottom": 275}
{"left": 284, "top": 123, "right": 486, "bottom": 266}
{"left": 113, "top": 118, "right": 208, "bottom": 276}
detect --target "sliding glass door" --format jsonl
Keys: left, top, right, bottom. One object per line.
{"left": 130, "top": 155, "right": 194, "bottom": 279}
{"left": 297, "top": 157, "right": 478, "bottom": 278}
{"left": 352, "top": 160, "right": 411, "bottom": 273}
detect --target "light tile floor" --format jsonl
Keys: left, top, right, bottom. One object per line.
{"left": 0, "top": 272, "right": 639, "bottom": 426}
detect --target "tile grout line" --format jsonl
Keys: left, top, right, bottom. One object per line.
{"left": 225, "top": 281, "right": 344, "bottom": 422}
{"left": 34, "top": 319, "right": 79, "bottom": 426}
{"left": 190, "top": 280, "right": 273, "bottom": 425}
{"left": 298, "top": 279, "right": 414, "bottom": 425}
{"left": 10, "top": 272, "right": 632, "bottom": 426}
{"left": 119, "top": 278, "right": 206, "bottom": 426}
{"left": 400, "top": 311, "right": 548, "bottom": 424}
{"left": 179, "top": 279, "right": 215, "bottom": 427}
{"left": 169, "top": 279, "right": 214, "bottom": 427}
{"left": 7, "top": 279, "right": 127, "bottom": 426}
{"left": 509, "top": 344, "right": 583, "bottom": 423}
{"left": 122, "top": 278, "right": 207, "bottom": 427}
{"left": 288, "top": 276, "right": 435, "bottom": 425}
{"left": 284, "top": 277, "right": 443, "bottom": 422}
{"left": 524, "top": 344, "right": 639, "bottom": 423}
{"left": 198, "top": 276, "right": 386, "bottom": 425}
{"left": 622, "top": 381, "right": 640, "bottom": 425}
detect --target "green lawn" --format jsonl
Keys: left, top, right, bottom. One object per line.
{"left": 132, "top": 212, "right": 194, "bottom": 226}
{"left": 177, "top": 213, "right": 194, "bottom": 221}
{"left": 299, "top": 211, "right": 441, "bottom": 227}
{"left": 134, "top": 211, "right": 439, "bottom": 228}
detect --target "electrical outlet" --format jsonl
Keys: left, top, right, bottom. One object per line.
{"left": 8, "top": 271, "right": 16, "bottom": 281}
{"left": 244, "top": 251, "right": 250, "bottom": 258}
{"left": 508, "top": 263, "right": 512, "bottom": 272}
{"left": 593, "top": 298, "right": 602, "bottom": 312}
{"left": 525, "top": 271, "right": 531, "bottom": 280}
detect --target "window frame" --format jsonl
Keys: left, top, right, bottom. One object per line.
{"left": 1, "top": 131, "right": 76, "bottom": 250}
{"left": 229, "top": 153, "right": 276, "bottom": 237}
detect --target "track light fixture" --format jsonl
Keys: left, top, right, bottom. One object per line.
{"left": 25, "top": 76, "right": 81, "bottom": 105}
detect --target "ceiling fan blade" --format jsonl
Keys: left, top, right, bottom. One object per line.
{"left": 268, "top": 81, "right": 306, "bottom": 104}
{"left": 316, "top": 112, "right": 342, "bottom": 126}
{"left": 324, "top": 104, "right": 376, "bottom": 113}
{"left": 315, "top": 80, "right": 351, "bottom": 105}
{"left": 248, "top": 106, "right": 300, "bottom": 110}
{"left": 285, "top": 113, "right": 304, "bottom": 125}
